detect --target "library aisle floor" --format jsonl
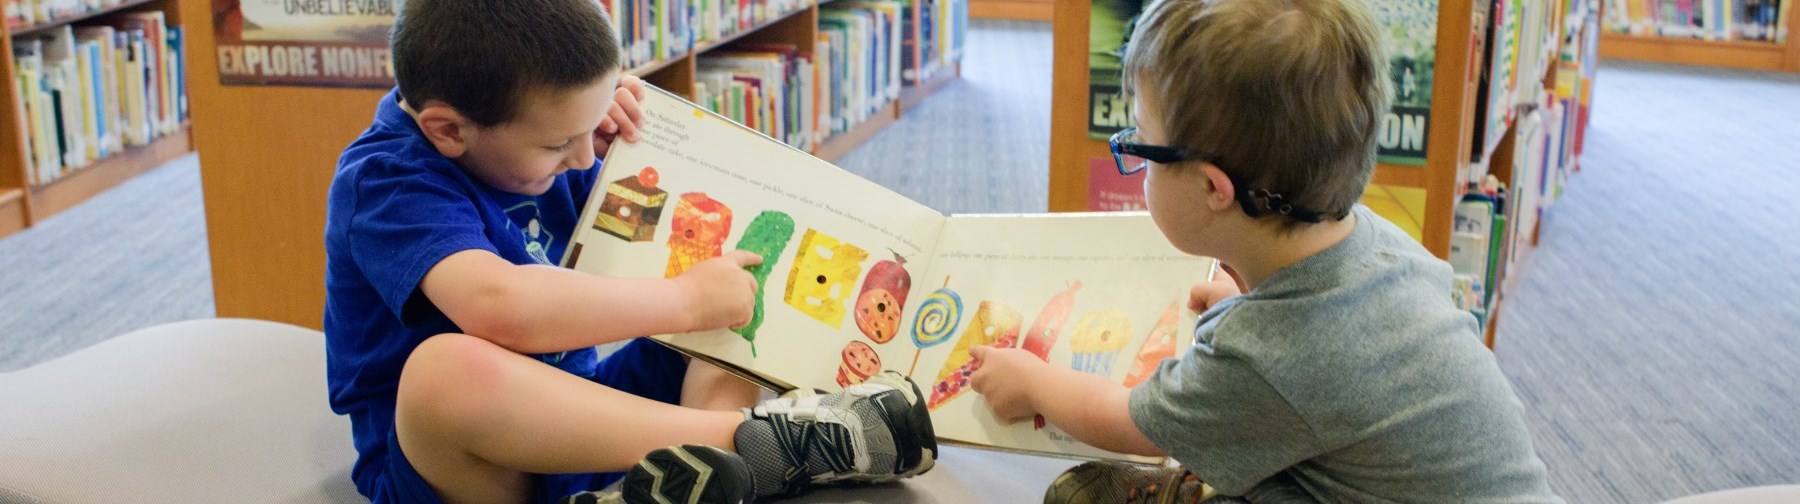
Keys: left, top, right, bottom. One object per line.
{"left": 1, "top": 21, "right": 1796, "bottom": 504}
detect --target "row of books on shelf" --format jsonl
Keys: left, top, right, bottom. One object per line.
{"left": 908, "top": 0, "right": 968, "bottom": 84}
{"left": 1452, "top": 98, "right": 1579, "bottom": 327}
{"left": 10, "top": 12, "right": 185, "bottom": 186}
{"left": 608, "top": 0, "right": 965, "bottom": 85}
{"left": 1475, "top": 0, "right": 1580, "bottom": 161}
{"left": 1456, "top": 0, "right": 1599, "bottom": 325}
{"left": 3, "top": 0, "right": 123, "bottom": 30}
{"left": 609, "top": 0, "right": 806, "bottom": 68}
{"left": 690, "top": 0, "right": 951, "bottom": 151}
{"left": 1601, "top": 0, "right": 1791, "bottom": 41}
{"left": 1474, "top": 0, "right": 1605, "bottom": 162}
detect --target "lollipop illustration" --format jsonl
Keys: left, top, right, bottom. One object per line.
{"left": 906, "top": 277, "right": 964, "bottom": 377}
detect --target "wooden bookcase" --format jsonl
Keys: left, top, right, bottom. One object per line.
{"left": 1597, "top": 5, "right": 1800, "bottom": 71}
{"left": 1049, "top": 0, "right": 1601, "bottom": 347}
{"left": 184, "top": 0, "right": 961, "bottom": 330}
{"left": 0, "top": 0, "right": 192, "bottom": 240}
{"left": 970, "top": 0, "right": 1052, "bottom": 21}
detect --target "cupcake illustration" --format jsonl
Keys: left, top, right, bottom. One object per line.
{"left": 837, "top": 341, "right": 883, "bottom": 388}
{"left": 1068, "top": 310, "right": 1134, "bottom": 378}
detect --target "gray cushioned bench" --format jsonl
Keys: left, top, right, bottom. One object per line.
{"left": 0, "top": 319, "right": 1075, "bottom": 503}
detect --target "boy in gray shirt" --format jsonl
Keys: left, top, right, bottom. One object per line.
{"left": 967, "top": 0, "right": 1563, "bottom": 502}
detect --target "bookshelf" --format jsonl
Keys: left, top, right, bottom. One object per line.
{"left": 187, "top": 0, "right": 966, "bottom": 329}
{"left": 1049, "top": 0, "right": 1601, "bottom": 348}
{"left": 970, "top": 0, "right": 1051, "bottom": 21}
{"left": 1596, "top": 0, "right": 1800, "bottom": 71}
{"left": 0, "top": 0, "right": 191, "bottom": 240}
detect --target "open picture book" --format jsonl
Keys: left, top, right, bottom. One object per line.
{"left": 563, "top": 86, "right": 1217, "bottom": 463}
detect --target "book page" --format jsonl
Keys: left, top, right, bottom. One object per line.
{"left": 907, "top": 212, "right": 1216, "bottom": 463}
{"left": 564, "top": 86, "right": 948, "bottom": 391}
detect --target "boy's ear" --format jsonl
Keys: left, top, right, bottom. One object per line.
{"left": 1199, "top": 163, "right": 1237, "bottom": 213}
{"left": 415, "top": 104, "right": 472, "bottom": 159}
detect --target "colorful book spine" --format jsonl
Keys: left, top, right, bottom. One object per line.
{"left": 8, "top": 18, "right": 187, "bottom": 185}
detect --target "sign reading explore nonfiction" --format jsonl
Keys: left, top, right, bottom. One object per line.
{"left": 210, "top": 0, "right": 397, "bottom": 87}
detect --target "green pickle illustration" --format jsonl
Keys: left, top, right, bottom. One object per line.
{"left": 731, "top": 211, "right": 795, "bottom": 355}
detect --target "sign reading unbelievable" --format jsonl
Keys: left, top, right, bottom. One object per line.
{"left": 211, "top": 0, "right": 396, "bottom": 87}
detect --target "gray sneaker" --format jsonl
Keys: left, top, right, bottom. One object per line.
{"left": 1044, "top": 460, "right": 1213, "bottom": 504}
{"left": 559, "top": 445, "right": 754, "bottom": 504}
{"left": 734, "top": 370, "right": 937, "bottom": 497}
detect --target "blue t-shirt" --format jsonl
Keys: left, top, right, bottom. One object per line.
{"left": 323, "top": 89, "right": 603, "bottom": 497}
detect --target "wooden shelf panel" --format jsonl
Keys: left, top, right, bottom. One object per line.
{"left": 1484, "top": 294, "right": 1501, "bottom": 348}
{"left": 1601, "top": 33, "right": 1786, "bottom": 50}
{"left": 1599, "top": 33, "right": 1790, "bottom": 71}
{"left": 27, "top": 127, "right": 191, "bottom": 223}
{"left": 815, "top": 101, "right": 899, "bottom": 162}
{"left": 0, "top": 187, "right": 24, "bottom": 238}
{"left": 1372, "top": 162, "right": 1430, "bottom": 188}
{"left": 970, "top": 0, "right": 1053, "bottom": 21}
{"left": 7, "top": 0, "right": 165, "bottom": 37}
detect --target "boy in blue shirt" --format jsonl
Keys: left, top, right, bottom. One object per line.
{"left": 969, "top": 0, "right": 1563, "bottom": 502}
{"left": 324, "top": 1, "right": 935, "bottom": 503}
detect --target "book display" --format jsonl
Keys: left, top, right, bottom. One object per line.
{"left": 1597, "top": 0, "right": 1800, "bottom": 71}
{"left": 0, "top": 0, "right": 191, "bottom": 239}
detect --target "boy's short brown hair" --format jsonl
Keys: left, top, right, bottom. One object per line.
{"left": 1123, "top": 0, "right": 1391, "bottom": 225}
{"left": 392, "top": 0, "right": 620, "bottom": 127}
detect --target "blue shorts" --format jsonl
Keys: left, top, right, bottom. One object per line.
{"left": 372, "top": 339, "right": 690, "bottom": 504}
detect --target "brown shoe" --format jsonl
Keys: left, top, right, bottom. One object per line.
{"left": 1043, "top": 460, "right": 1214, "bottom": 504}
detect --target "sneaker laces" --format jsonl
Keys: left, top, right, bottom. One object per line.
{"left": 763, "top": 392, "right": 855, "bottom": 493}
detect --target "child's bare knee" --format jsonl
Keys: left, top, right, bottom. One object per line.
{"left": 397, "top": 333, "right": 509, "bottom": 428}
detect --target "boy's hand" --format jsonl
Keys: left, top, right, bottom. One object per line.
{"left": 1189, "top": 264, "right": 1243, "bottom": 313}
{"left": 969, "top": 346, "right": 1051, "bottom": 423}
{"left": 673, "top": 251, "right": 762, "bottom": 332}
{"left": 595, "top": 74, "right": 648, "bottom": 158}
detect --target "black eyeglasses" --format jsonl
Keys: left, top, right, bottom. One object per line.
{"left": 1107, "top": 126, "right": 1328, "bottom": 223}
{"left": 1109, "top": 127, "right": 1215, "bottom": 176}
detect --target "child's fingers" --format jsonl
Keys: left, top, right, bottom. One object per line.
{"left": 615, "top": 86, "right": 646, "bottom": 127}
{"left": 724, "top": 250, "right": 763, "bottom": 267}
{"left": 1189, "top": 282, "right": 1225, "bottom": 312}
{"left": 969, "top": 345, "right": 990, "bottom": 361}
{"left": 607, "top": 104, "right": 637, "bottom": 142}
{"left": 598, "top": 116, "right": 619, "bottom": 134}
{"left": 620, "top": 74, "right": 647, "bottom": 100}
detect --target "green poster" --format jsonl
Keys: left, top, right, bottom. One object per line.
{"left": 1087, "top": 0, "right": 1144, "bottom": 141}
{"left": 1370, "top": 0, "right": 1440, "bottom": 166}
{"left": 1086, "top": 0, "right": 1440, "bottom": 167}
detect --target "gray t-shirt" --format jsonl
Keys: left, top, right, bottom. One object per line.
{"left": 1129, "top": 205, "right": 1562, "bottom": 503}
